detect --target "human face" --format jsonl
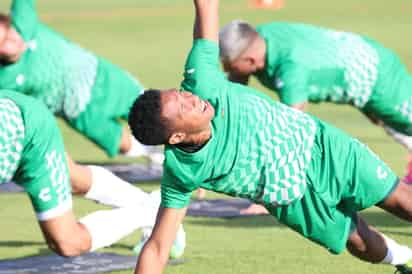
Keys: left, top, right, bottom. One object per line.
{"left": 160, "top": 89, "right": 215, "bottom": 143}
{"left": 223, "top": 56, "right": 257, "bottom": 77}
{"left": 0, "top": 23, "right": 25, "bottom": 63}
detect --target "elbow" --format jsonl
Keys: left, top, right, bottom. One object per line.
{"left": 47, "top": 238, "right": 90, "bottom": 257}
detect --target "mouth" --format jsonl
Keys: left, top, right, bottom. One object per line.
{"left": 201, "top": 100, "right": 207, "bottom": 112}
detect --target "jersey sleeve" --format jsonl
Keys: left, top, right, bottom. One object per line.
{"left": 0, "top": 99, "right": 25, "bottom": 184}
{"left": 160, "top": 170, "right": 193, "bottom": 209}
{"left": 277, "top": 63, "right": 310, "bottom": 106}
{"left": 180, "top": 39, "right": 226, "bottom": 101}
{"left": 14, "top": 99, "right": 72, "bottom": 221}
{"left": 11, "top": 0, "right": 38, "bottom": 40}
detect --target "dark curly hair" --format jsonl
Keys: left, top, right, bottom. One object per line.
{"left": 0, "top": 14, "right": 11, "bottom": 27}
{"left": 128, "top": 89, "right": 171, "bottom": 145}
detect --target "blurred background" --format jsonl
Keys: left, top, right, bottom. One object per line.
{"left": 0, "top": 1, "right": 411, "bottom": 273}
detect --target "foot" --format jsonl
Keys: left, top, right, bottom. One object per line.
{"left": 239, "top": 203, "right": 269, "bottom": 215}
{"left": 133, "top": 226, "right": 186, "bottom": 259}
{"left": 396, "top": 260, "right": 412, "bottom": 274}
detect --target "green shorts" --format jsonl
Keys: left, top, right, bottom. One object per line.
{"left": 67, "top": 58, "right": 144, "bottom": 157}
{"left": 267, "top": 121, "right": 398, "bottom": 254}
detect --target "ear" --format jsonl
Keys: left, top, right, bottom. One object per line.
{"left": 168, "top": 132, "right": 186, "bottom": 145}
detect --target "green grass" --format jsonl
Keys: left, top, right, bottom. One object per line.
{"left": 1, "top": 0, "right": 412, "bottom": 273}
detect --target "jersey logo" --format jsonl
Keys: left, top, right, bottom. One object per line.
{"left": 39, "top": 188, "right": 52, "bottom": 202}
{"left": 186, "top": 68, "right": 195, "bottom": 74}
{"left": 274, "top": 77, "right": 284, "bottom": 89}
{"left": 16, "top": 74, "right": 25, "bottom": 86}
{"left": 377, "top": 166, "right": 388, "bottom": 180}
{"left": 27, "top": 39, "right": 37, "bottom": 51}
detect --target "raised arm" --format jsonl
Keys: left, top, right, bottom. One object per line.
{"left": 193, "top": 0, "right": 219, "bottom": 42}
{"left": 134, "top": 206, "right": 187, "bottom": 274}
{"left": 11, "top": 0, "right": 38, "bottom": 39}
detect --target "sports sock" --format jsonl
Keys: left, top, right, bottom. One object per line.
{"left": 381, "top": 234, "right": 412, "bottom": 265}
{"left": 85, "top": 165, "right": 150, "bottom": 208}
{"left": 80, "top": 205, "right": 156, "bottom": 251}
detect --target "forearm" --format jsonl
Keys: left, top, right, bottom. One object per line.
{"left": 193, "top": 0, "right": 219, "bottom": 42}
{"left": 135, "top": 241, "right": 168, "bottom": 274}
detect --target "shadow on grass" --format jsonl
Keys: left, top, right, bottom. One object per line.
{"left": 186, "top": 215, "right": 282, "bottom": 228}
{"left": 186, "top": 209, "right": 412, "bottom": 232}
{"left": 0, "top": 241, "right": 134, "bottom": 258}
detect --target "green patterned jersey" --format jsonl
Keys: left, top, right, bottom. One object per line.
{"left": 0, "top": 90, "right": 72, "bottom": 220}
{"left": 160, "top": 39, "right": 317, "bottom": 209}
{"left": 254, "top": 23, "right": 400, "bottom": 108}
{"left": 0, "top": 0, "right": 98, "bottom": 119}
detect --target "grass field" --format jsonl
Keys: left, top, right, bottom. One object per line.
{"left": 0, "top": 0, "right": 412, "bottom": 273}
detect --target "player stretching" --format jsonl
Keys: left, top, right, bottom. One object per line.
{"left": 0, "top": 90, "right": 162, "bottom": 256}
{"left": 130, "top": 0, "right": 412, "bottom": 273}
{"left": 0, "top": 0, "right": 161, "bottom": 161}
{"left": 219, "top": 20, "right": 412, "bottom": 184}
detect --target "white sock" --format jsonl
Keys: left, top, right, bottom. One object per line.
{"left": 85, "top": 165, "right": 150, "bottom": 208}
{"left": 79, "top": 205, "right": 157, "bottom": 251}
{"left": 384, "top": 126, "right": 412, "bottom": 152}
{"left": 122, "top": 136, "right": 149, "bottom": 157}
{"left": 381, "top": 234, "right": 412, "bottom": 265}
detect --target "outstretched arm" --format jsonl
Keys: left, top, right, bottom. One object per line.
{"left": 11, "top": 0, "right": 38, "bottom": 39}
{"left": 134, "top": 206, "right": 187, "bottom": 274}
{"left": 193, "top": 0, "right": 219, "bottom": 42}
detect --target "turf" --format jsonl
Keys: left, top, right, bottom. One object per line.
{"left": 0, "top": 0, "right": 411, "bottom": 273}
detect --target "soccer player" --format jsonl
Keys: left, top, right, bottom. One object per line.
{"left": 129, "top": 0, "right": 412, "bottom": 273}
{"left": 0, "top": 0, "right": 159, "bottom": 160}
{"left": 0, "top": 89, "right": 161, "bottom": 256}
{"left": 219, "top": 20, "right": 412, "bottom": 183}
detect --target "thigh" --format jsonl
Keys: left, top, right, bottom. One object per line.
{"left": 268, "top": 187, "right": 355, "bottom": 255}
{"left": 310, "top": 122, "right": 398, "bottom": 212}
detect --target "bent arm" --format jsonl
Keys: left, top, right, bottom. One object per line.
{"left": 134, "top": 206, "right": 187, "bottom": 274}
{"left": 39, "top": 210, "right": 91, "bottom": 257}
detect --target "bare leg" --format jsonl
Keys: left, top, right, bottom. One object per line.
{"left": 66, "top": 154, "right": 92, "bottom": 195}
{"left": 240, "top": 203, "right": 269, "bottom": 215}
{"left": 66, "top": 153, "right": 152, "bottom": 208}
{"left": 119, "top": 127, "right": 132, "bottom": 154}
{"left": 378, "top": 180, "right": 412, "bottom": 222}
{"left": 346, "top": 215, "right": 387, "bottom": 263}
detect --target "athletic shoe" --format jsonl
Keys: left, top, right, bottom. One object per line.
{"left": 395, "top": 260, "right": 412, "bottom": 274}
{"left": 133, "top": 226, "right": 186, "bottom": 259}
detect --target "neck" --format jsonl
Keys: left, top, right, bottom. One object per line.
{"left": 184, "top": 128, "right": 211, "bottom": 146}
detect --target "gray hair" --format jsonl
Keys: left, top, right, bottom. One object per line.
{"left": 219, "top": 20, "right": 258, "bottom": 63}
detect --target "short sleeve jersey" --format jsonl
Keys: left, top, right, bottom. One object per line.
{"left": 254, "top": 23, "right": 399, "bottom": 108}
{"left": 0, "top": 90, "right": 71, "bottom": 220}
{"left": 160, "top": 39, "right": 318, "bottom": 209}
{"left": 0, "top": 0, "right": 98, "bottom": 119}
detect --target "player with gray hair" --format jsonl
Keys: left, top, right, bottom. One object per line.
{"left": 219, "top": 20, "right": 412, "bottom": 186}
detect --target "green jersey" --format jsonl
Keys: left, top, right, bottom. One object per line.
{"left": 160, "top": 39, "right": 318, "bottom": 209}
{"left": 254, "top": 23, "right": 401, "bottom": 109}
{"left": 0, "top": 90, "right": 72, "bottom": 220}
{"left": 1, "top": 0, "right": 143, "bottom": 120}
{"left": 1, "top": 0, "right": 144, "bottom": 156}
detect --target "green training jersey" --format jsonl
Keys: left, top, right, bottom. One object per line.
{"left": 0, "top": 90, "right": 72, "bottom": 220}
{"left": 254, "top": 23, "right": 401, "bottom": 108}
{"left": 1, "top": 0, "right": 143, "bottom": 120}
{"left": 160, "top": 39, "right": 318, "bottom": 209}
